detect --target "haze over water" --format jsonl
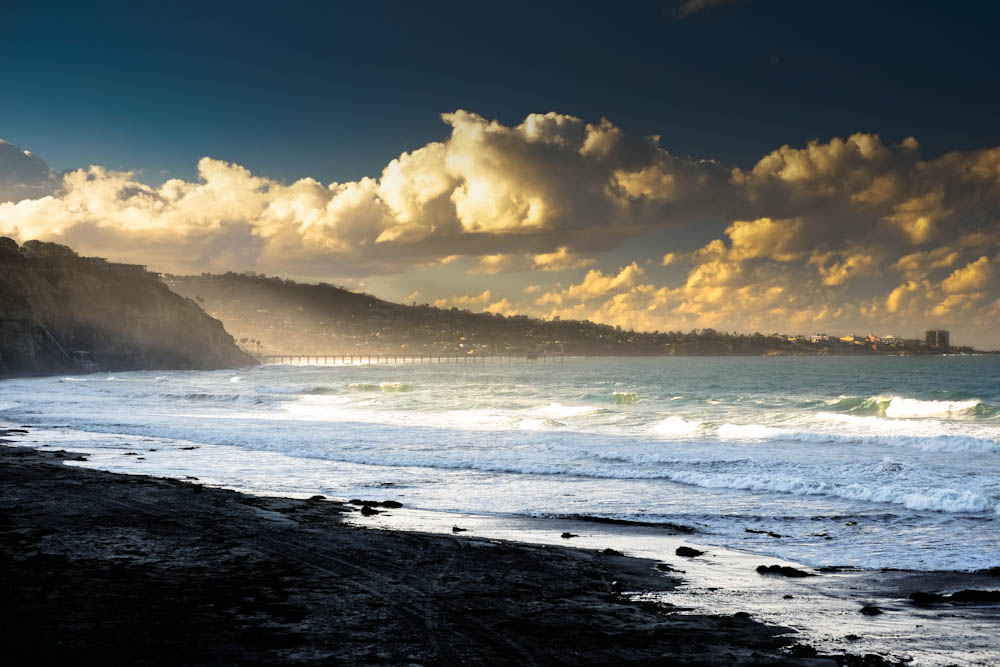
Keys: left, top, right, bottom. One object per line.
{"left": 2, "top": 356, "right": 998, "bottom": 572}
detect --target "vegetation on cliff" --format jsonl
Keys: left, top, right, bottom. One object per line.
{"left": 0, "top": 239, "right": 256, "bottom": 376}
{"left": 167, "top": 272, "right": 976, "bottom": 357}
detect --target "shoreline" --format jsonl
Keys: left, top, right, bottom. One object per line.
{"left": 2, "top": 440, "right": 998, "bottom": 665}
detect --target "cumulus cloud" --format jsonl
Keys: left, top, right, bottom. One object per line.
{"left": 432, "top": 289, "right": 494, "bottom": 310}
{"left": 532, "top": 246, "right": 594, "bottom": 272}
{"left": 2, "top": 110, "right": 1000, "bottom": 344}
{"left": 725, "top": 217, "right": 806, "bottom": 262}
{"left": 942, "top": 256, "right": 992, "bottom": 293}
{"left": 537, "top": 264, "right": 645, "bottom": 306}
{"left": 485, "top": 298, "right": 515, "bottom": 315}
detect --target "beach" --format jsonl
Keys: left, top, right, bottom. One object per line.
{"left": 2, "top": 357, "right": 999, "bottom": 665}
{"left": 1, "top": 442, "right": 801, "bottom": 666}
{"left": 3, "top": 439, "right": 999, "bottom": 666}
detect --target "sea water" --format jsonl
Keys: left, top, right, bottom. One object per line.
{"left": 2, "top": 355, "right": 998, "bottom": 572}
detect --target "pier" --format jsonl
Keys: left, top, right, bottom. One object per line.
{"left": 255, "top": 353, "right": 564, "bottom": 365}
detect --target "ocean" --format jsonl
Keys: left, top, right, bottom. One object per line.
{"left": 2, "top": 355, "right": 998, "bottom": 572}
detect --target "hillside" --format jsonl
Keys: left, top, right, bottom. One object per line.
{"left": 0, "top": 239, "right": 256, "bottom": 376}
{"left": 165, "top": 272, "right": 958, "bottom": 357}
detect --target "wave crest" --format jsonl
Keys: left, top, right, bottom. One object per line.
{"left": 830, "top": 394, "right": 985, "bottom": 419}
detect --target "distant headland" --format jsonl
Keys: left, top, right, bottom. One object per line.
{"left": 0, "top": 239, "right": 256, "bottom": 377}
{"left": 165, "top": 272, "right": 991, "bottom": 358}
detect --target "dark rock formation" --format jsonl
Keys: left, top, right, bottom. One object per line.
{"left": 0, "top": 238, "right": 255, "bottom": 376}
{"left": 348, "top": 499, "right": 403, "bottom": 509}
{"left": 745, "top": 528, "right": 784, "bottom": 538}
{"left": 755, "top": 564, "right": 815, "bottom": 577}
{"left": 676, "top": 546, "right": 704, "bottom": 558}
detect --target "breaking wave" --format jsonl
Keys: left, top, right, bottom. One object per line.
{"left": 828, "top": 395, "right": 986, "bottom": 419}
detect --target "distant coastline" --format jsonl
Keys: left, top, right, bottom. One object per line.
{"left": 167, "top": 272, "right": 993, "bottom": 359}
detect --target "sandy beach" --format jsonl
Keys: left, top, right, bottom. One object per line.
{"left": 3, "top": 433, "right": 997, "bottom": 666}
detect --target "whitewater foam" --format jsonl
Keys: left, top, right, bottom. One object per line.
{"left": 652, "top": 416, "right": 702, "bottom": 436}
{"left": 534, "top": 403, "right": 601, "bottom": 419}
{"left": 832, "top": 394, "right": 984, "bottom": 418}
{"left": 883, "top": 396, "right": 981, "bottom": 418}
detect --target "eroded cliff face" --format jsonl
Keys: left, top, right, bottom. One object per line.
{"left": 0, "top": 238, "right": 257, "bottom": 376}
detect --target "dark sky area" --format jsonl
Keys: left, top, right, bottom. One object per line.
{"left": 4, "top": 0, "right": 999, "bottom": 182}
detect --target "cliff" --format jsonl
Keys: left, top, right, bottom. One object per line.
{"left": 0, "top": 238, "right": 256, "bottom": 376}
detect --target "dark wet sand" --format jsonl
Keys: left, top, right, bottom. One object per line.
{"left": 0, "top": 443, "right": 939, "bottom": 666}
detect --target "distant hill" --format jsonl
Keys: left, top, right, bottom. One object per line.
{"left": 165, "top": 272, "right": 956, "bottom": 357}
{"left": 0, "top": 239, "right": 256, "bottom": 377}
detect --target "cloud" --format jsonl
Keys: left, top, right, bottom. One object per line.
{"left": 942, "top": 256, "right": 992, "bottom": 293}
{"left": 6, "top": 114, "right": 997, "bottom": 283}
{"left": 724, "top": 217, "right": 805, "bottom": 262}
{"left": 3, "top": 111, "right": 1000, "bottom": 345}
{"left": 537, "top": 263, "right": 645, "bottom": 306}
{"left": 485, "top": 298, "right": 515, "bottom": 315}
{"left": 470, "top": 254, "right": 519, "bottom": 275}
{"left": 809, "top": 251, "right": 879, "bottom": 286}
{"left": 894, "top": 247, "right": 959, "bottom": 280}
{"left": 532, "top": 246, "right": 594, "bottom": 272}
{"left": 432, "top": 289, "right": 494, "bottom": 310}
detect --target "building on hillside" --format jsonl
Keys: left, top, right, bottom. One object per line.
{"left": 925, "top": 329, "right": 950, "bottom": 350}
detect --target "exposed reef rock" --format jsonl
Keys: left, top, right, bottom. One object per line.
{"left": 0, "top": 238, "right": 256, "bottom": 376}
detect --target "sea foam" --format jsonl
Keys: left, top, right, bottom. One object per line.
{"left": 652, "top": 416, "right": 702, "bottom": 436}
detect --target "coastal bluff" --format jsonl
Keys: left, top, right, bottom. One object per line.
{"left": 0, "top": 238, "right": 255, "bottom": 376}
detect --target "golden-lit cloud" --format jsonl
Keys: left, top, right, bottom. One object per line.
{"left": 2, "top": 112, "right": 1000, "bottom": 345}
{"left": 470, "top": 254, "right": 519, "bottom": 275}
{"left": 539, "top": 263, "right": 645, "bottom": 305}
{"left": 432, "top": 289, "right": 494, "bottom": 309}
{"left": 532, "top": 246, "right": 594, "bottom": 272}
{"left": 724, "top": 217, "right": 805, "bottom": 262}
{"left": 942, "top": 256, "right": 992, "bottom": 293}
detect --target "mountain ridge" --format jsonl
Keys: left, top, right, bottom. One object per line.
{"left": 165, "top": 272, "right": 973, "bottom": 357}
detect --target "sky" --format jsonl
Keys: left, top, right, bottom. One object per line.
{"left": 2, "top": 0, "right": 1000, "bottom": 346}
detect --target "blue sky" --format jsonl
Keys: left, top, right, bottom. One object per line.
{"left": 5, "top": 1, "right": 999, "bottom": 182}
{"left": 2, "top": 0, "right": 1000, "bottom": 345}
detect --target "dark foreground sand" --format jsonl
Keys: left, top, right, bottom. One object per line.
{"left": 0, "top": 443, "right": 932, "bottom": 666}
